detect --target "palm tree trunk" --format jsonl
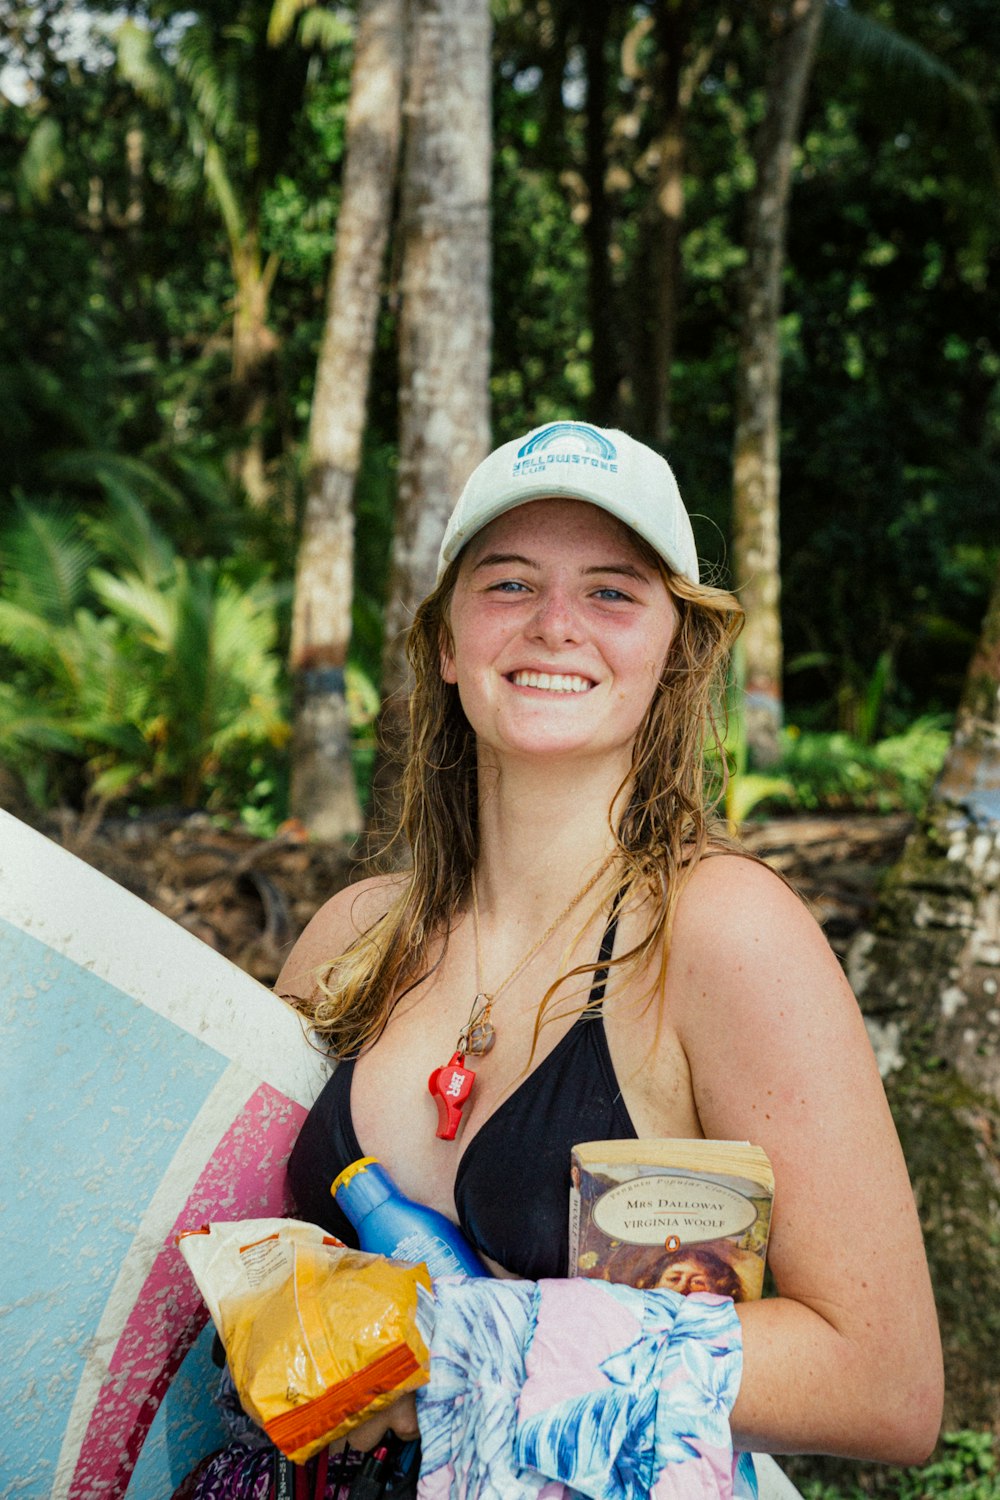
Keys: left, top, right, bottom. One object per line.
{"left": 844, "top": 557, "right": 1000, "bottom": 1428}
{"left": 580, "top": 0, "right": 618, "bottom": 421}
{"left": 371, "top": 0, "right": 492, "bottom": 847}
{"left": 634, "top": 8, "right": 732, "bottom": 447}
{"left": 289, "top": 0, "right": 407, "bottom": 841}
{"left": 381, "top": 0, "right": 492, "bottom": 694}
{"left": 849, "top": 556, "right": 1000, "bottom": 1093}
{"left": 731, "top": 0, "right": 824, "bottom": 766}
{"left": 229, "top": 233, "right": 280, "bottom": 508}
{"left": 641, "top": 109, "right": 684, "bottom": 449}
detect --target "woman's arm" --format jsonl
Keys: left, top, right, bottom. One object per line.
{"left": 670, "top": 854, "right": 943, "bottom": 1463}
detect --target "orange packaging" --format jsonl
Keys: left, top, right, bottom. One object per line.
{"left": 178, "top": 1218, "right": 431, "bottom": 1463}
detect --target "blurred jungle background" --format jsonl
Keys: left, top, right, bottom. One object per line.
{"left": 1, "top": 1, "right": 998, "bottom": 1492}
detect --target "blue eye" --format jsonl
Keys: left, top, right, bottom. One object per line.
{"left": 489, "top": 579, "right": 529, "bottom": 593}
{"left": 593, "top": 587, "right": 631, "bottom": 602}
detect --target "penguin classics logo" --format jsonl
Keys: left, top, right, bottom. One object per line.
{"left": 512, "top": 422, "right": 618, "bottom": 479}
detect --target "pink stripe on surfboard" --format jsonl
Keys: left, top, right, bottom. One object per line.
{"left": 68, "top": 1083, "right": 307, "bottom": 1500}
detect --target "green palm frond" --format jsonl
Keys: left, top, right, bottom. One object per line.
{"left": 116, "top": 16, "right": 246, "bottom": 237}
{"left": 821, "top": 4, "right": 1000, "bottom": 194}
{"left": 0, "top": 503, "right": 98, "bottom": 624}
{"left": 177, "top": 24, "right": 237, "bottom": 139}
{"left": 64, "top": 712, "right": 149, "bottom": 757}
{"left": 116, "top": 19, "right": 176, "bottom": 111}
{"left": 66, "top": 611, "right": 149, "bottom": 725}
{"left": 268, "top": 0, "right": 353, "bottom": 49}
{"left": 221, "top": 24, "right": 257, "bottom": 46}
{"left": 1, "top": 493, "right": 289, "bottom": 808}
{"left": 82, "top": 492, "right": 175, "bottom": 586}
{"left": 0, "top": 599, "right": 67, "bottom": 671}
{"left": 163, "top": 450, "right": 237, "bottom": 512}
{"left": 726, "top": 772, "right": 795, "bottom": 834}
{"left": 88, "top": 761, "right": 146, "bottom": 800}
{"left": 44, "top": 450, "right": 191, "bottom": 518}
{"left": 19, "top": 117, "right": 64, "bottom": 205}
{"left": 0, "top": 684, "right": 79, "bottom": 757}
{"left": 0, "top": 598, "right": 147, "bottom": 724}
{"left": 199, "top": 581, "right": 287, "bottom": 757}
{"left": 91, "top": 556, "right": 287, "bottom": 782}
{"left": 212, "top": 577, "right": 283, "bottom": 678}
{"left": 298, "top": 7, "right": 354, "bottom": 50}
{"left": 90, "top": 568, "right": 176, "bottom": 645}
{"left": 268, "top": 0, "right": 317, "bottom": 47}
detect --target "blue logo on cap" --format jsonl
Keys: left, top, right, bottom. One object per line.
{"left": 513, "top": 422, "right": 618, "bottom": 478}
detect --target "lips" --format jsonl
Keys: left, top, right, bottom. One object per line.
{"left": 508, "top": 670, "right": 594, "bottom": 693}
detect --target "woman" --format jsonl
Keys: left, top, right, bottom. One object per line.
{"left": 601, "top": 1242, "right": 748, "bottom": 1302}
{"left": 280, "top": 421, "right": 942, "bottom": 1472}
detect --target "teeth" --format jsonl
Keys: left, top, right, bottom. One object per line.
{"left": 511, "top": 671, "right": 592, "bottom": 693}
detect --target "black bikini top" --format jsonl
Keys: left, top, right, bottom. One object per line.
{"left": 287, "top": 907, "right": 637, "bottom": 1281}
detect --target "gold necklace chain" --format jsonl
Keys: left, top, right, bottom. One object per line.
{"left": 457, "top": 856, "right": 614, "bottom": 1058}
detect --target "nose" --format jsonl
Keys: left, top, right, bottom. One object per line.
{"left": 528, "top": 585, "right": 582, "bottom": 647}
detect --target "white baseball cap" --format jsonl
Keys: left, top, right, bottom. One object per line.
{"left": 437, "top": 419, "right": 699, "bottom": 584}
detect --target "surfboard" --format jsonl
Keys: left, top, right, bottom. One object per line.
{"left": 0, "top": 808, "right": 330, "bottom": 1498}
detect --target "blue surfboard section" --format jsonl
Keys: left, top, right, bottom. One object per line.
{"left": 1, "top": 916, "right": 230, "bottom": 1495}
{"left": 130, "top": 1326, "right": 228, "bottom": 1496}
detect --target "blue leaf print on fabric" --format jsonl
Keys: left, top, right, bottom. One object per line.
{"left": 654, "top": 1339, "right": 739, "bottom": 1467}
{"left": 736, "top": 1452, "right": 760, "bottom": 1499}
{"left": 418, "top": 1278, "right": 746, "bottom": 1499}
{"left": 514, "top": 1285, "right": 744, "bottom": 1498}
{"left": 417, "top": 1279, "right": 547, "bottom": 1500}
{"left": 517, "top": 1385, "right": 658, "bottom": 1500}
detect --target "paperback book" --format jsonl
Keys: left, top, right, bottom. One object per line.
{"left": 569, "top": 1138, "right": 774, "bottom": 1301}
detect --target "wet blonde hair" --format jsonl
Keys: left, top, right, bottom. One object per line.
{"left": 296, "top": 525, "right": 744, "bottom": 1057}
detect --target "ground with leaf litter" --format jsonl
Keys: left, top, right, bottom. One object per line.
{"left": 12, "top": 803, "right": 912, "bottom": 983}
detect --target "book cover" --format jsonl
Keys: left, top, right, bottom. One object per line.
{"left": 569, "top": 1138, "right": 774, "bottom": 1301}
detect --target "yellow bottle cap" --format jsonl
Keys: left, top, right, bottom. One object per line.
{"left": 330, "top": 1155, "right": 379, "bottom": 1198}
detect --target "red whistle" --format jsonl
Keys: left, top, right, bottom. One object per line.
{"left": 427, "top": 1052, "right": 476, "bottom": 1140}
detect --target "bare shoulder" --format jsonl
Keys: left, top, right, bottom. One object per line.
{"left": 668, "top": 847, "right": 877, "bottom": 1139}
{"left": 275, "top": 873, "right": 405, "bottom": 1003}
{"left": 676, "top": 847, "right": 811, "bottom": 931}
{"left": 671, "top": 850, "right": 837, "bottom": 995}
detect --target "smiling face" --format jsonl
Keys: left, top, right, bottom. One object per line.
{"left": 439, "top": 498, "right": 678, "bottom": 770}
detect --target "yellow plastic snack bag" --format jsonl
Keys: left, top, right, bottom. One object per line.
{"left": 178, "top": 1218, "right": 432, "bottom": 1464}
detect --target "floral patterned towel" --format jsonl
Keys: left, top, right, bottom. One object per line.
{"left": 416, "top": 1278, "right": 756, "bottom": 1500}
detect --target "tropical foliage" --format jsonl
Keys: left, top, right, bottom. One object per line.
{"left": 0, "top": 495, "right": 288, "bottom": 810}
{"left": 801, "top": 1428, "right": 1000, "bottom": 1500}
{"left": 1, "top": 0, "right": 997, "bottom": 829}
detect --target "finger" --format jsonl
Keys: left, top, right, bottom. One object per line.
{"left": 349, "top": 1393, "right": 419, "bottom": 1451}
{"left": 347, "top": 1412, "right": 391, "bottom": 1452}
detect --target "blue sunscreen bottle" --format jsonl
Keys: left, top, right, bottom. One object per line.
{"left": 331, "top": 1156, "right": 489, "bottom": 1278}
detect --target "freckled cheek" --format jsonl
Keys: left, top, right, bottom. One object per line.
{"left": 624, "top": 658, "right": 664, "bottom": 705}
